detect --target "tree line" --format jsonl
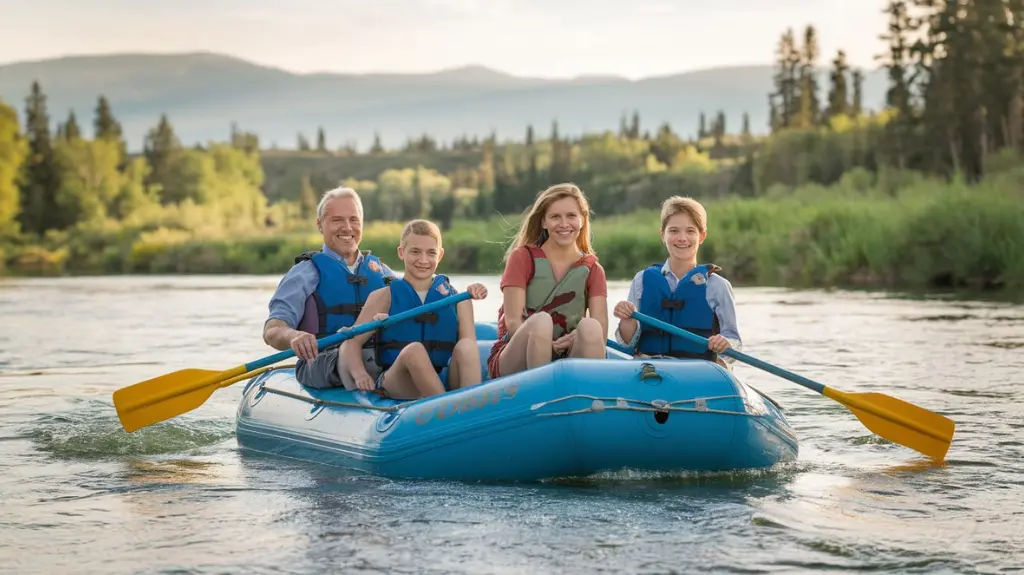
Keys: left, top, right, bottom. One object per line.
{"left": 3, "top": 0, "right": 1024, "bottom": 245}
{"left": 761, "top": 0, "right": 1024, "bottom": 190}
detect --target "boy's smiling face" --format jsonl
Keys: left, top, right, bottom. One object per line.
{"left": 398, "top": 233, "right": 443, "bottom": 281}
{"left": 661, "top": 212, "right": 705, "bottom": 262}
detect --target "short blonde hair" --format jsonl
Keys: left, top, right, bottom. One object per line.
{"left": 660, "top": 196, "right": 707, "bottom": 234}
{"left": 400, "top": 219, "right": 443, "bottom": 250}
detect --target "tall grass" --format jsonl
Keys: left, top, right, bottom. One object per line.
{"left": 4, "top": 170, "right": 1023, "bottom": 293}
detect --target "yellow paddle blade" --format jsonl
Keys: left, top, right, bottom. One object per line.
{"left": 113, "top": 367, "right": 241, "bottom": 432}
{"left": 824, "top": 388, "right": 956, "bottom": 461}
{"left": 113, "top": 364, "right": 289, "bottom": 433}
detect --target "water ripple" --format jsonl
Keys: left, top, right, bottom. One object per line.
{"left": 0, "top": 276, "right": 1021, "bottom": 574}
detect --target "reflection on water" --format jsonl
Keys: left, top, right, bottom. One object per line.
{"left": 1, "top": 275, "right": 1022, "bottom": 574}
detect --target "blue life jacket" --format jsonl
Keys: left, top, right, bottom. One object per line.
{"left": 375, "top": 275, "right": 460, "bottom": 373}
{"left": 635, "top": 263, "right": 719, "bottom": 361}
{"left": 296, "top": 250, "right": 389, "bottom": 343}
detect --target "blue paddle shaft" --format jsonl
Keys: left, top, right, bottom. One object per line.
{"left": 247, "top": 291, "right": 473, "bottom": 372}
{"left": 630, "top": 311, "right": 826, "bottom": 395}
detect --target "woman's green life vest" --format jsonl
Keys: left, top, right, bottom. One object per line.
{"left": 520, "top": 245, "right": 592, "bottom": 339}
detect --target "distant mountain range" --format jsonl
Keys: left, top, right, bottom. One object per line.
{"left": 0, "top": 52, "right": 889, "bottom": 152}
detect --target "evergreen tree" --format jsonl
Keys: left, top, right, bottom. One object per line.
{"left": 143, "top": 114, "right": 184, "bottom": 203}
{"left": 316, "top": 127, "right": 327, "bottom": 152}
{"left": 18, "top": 82, "right": 62, "bottom": 235}
{"left": 93, "top": 95, "right": 122, "bottom": 141}
{"left": 851, "top": 69, "right": 864, "bottom": 117}
{"left": 826, "top": 49, "right": 850, "bottom": 118}
{"left": 770, "top": 28, "right": 802, "bottom": 130}
{"left": 798, "top": 25, "right": 821, "bottom": 127}
{"left": 370, "top": 132, "right": 385, "bottom": 154}
{"left": 879, "top": 0, "right": 915, "bottom": 168}
{"left": 63, "top": 110, "right": 82, "bottom": 141}
{"left": 525, "top": 124, "right": 538, "bottom": 193}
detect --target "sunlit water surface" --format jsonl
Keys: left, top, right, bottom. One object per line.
{"left": 1, "top": 275, "right": 1021, "bottom": 574}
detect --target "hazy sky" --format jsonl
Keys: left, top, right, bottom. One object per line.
{"left": 2, "top": 0, "right": 889, "bottom": 78}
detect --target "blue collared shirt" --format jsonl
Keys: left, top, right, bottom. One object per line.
{"left": 265, "top": 244, "right": 397, "bottom": 329}
{"left": 615, "top": 261, "right": 743, "bottom": 361}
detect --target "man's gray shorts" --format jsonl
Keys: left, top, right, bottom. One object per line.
{"left": 295, "top": 344, "right": 381, "bottom": 390}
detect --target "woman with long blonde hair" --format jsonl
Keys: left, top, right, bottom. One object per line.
{"left": 487, "top": 183, "right": 609, "bottom": 379}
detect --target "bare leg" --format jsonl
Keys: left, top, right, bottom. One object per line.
{"left": 447, "top": 338, "right": 482, "bottom": 390}
{"left": 496, "top": 312, "right": 554, "bottom": 377}
{"left": 568, "top": 317, "right": 606, "bottom": 359}
{"left": 379, "top": 342, "right": 446, "bottom": 400}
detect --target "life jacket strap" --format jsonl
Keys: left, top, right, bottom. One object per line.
{"left": 321, "top": 303, "right": 364, "bottom": 316}
{"left": 376, "top": 340, "right": 456, "bottom": 353}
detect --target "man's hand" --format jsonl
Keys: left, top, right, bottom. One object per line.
{"left": 290, "top": 331, "right": 318, "bottom": 361}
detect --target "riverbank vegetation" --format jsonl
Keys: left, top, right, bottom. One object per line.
{"left": 1, "top": 1, "right": 1023, "bottom": 294}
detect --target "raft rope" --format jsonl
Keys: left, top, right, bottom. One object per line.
{"left": 529, "top": 394, "right": 756, "bottom": 417}
{"left": 257, "top": 382, "right": 401, "bottom": 412}
{"left": 256, "top": 383, "right": 759, "bottom": 418}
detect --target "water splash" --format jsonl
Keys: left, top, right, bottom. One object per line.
{"left": 27, "top": 399, "right": 235, "bottom": 459}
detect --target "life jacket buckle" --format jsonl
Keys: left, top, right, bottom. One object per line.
{"left": 414, "top": 312, "right": 439, "bottom": 324}
{"left": 661, "top": 298, "right": 684, "bottom": 310}
{"left": 347, "top": 275, "right": 368, "bottom": 285}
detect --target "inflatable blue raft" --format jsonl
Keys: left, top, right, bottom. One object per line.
{"left": 235, "top": 323, "right": 799, "bottom": 481}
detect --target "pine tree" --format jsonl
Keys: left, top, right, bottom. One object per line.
{"left": 143, "top": 114, "right": 183, "bottom": 203}
{"left": 878, "top": 0, "right": 916, "bottom": 169}
{"left": 851, "top": 69, "right": 864, "bottom": 117}
{"left": 525, "top": 124, "right": 538, "bottom": 192}
{"left": 18, "top": 81, "right": 62, "bottom": 235}
{"left": 370, "top": 132, "right": 384, "bottom": 154}
{"left": 770, "top": 28, "right": 801, "bottom": 129}
{"left": 798, "top": 25, "right": 821, "bottom": 127}
{"left": 316, "top": 127, "right": 327, "bottom": 152}
{"left": 826, "top": 49, "right": 850, "bottom": 118}
{"left": 93, "top": 96, "right": 122, "bottom": 141}
{"left": 63, "top": 110, "right": 81, "bottom": 141}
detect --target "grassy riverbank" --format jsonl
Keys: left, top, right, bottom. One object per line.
{"left": 3, "top": 169, "right": 1023, "bottom": 293}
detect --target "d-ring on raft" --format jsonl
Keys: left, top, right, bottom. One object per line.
{"left": 234, "top": 322, "right": 799, "bottom": 481}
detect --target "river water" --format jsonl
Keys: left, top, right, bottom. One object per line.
{"left": 1, "top": 275, "right": 1021, "bottom": 574}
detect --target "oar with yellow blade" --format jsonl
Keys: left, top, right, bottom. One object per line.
{"left": 631, "top": 311, "right": 956, "bottom": 461}
{"left": 113, "top": 291, "right": 473, "bottom": 433}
